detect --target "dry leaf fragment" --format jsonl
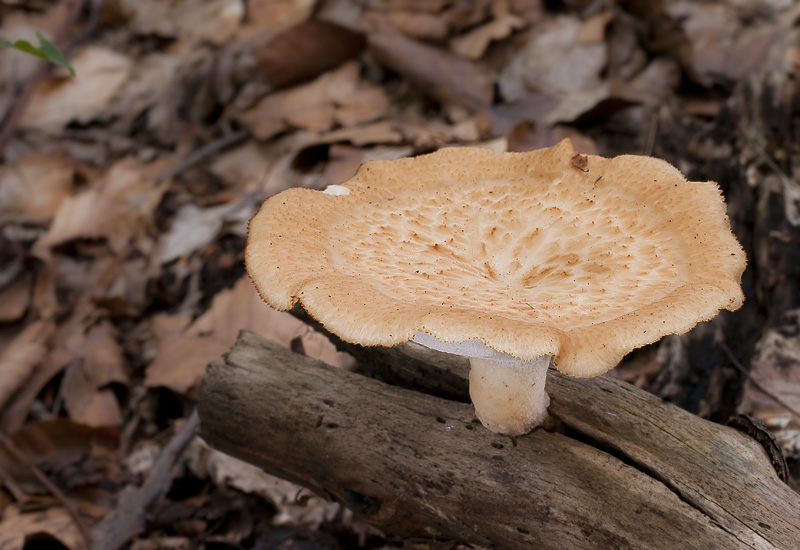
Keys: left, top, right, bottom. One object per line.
{"left": 60, "top": 321, "right": 128, "bottom": 427}
{"left": 145, "top": 277, "right": 352, "bottom": 393}
{"left": 120, "top": 0, "right": 244, "bottom": 43}
{"left": 21, "top": 47, "right": 133, "bottom": 131}
{"left": 544, "top": 80, "right": 641, "bottom": 125}
{"left": 334, "top": 86, "right": 391, "bottom": 127}
{"left": 256, "top": 19, "right": 366, "bottom": 89}
{"left": 34, "top": 158, "right": 170, "bottom": 255}
{"left": 498, "top": 16, "right": 607, "bottom": 102}
{"left": 246, "top": 0, "right": 315, "bottom": 31}
{"left": 386, "top": 11, "right": 450, "bottom": 41}
{"left": 672, "top": 3, "right": 774, "bottom": 86}
{"left": 188, "top": 440, "right": 341, "bottom": 527}
{"left": 0, "top": 320, "right": 53, "bottom": 415}
{"left": 242, "top": 62, "right": 358, "bottom": 139}
{"left": 316, "top": 120, "right": 403, "bottom": 147}
{"left": 0, "top": 419, "right": 118, "bottom": 495}
{"left": 0, "top": 273, "right": 32, "bottom": 323}
{"left": 242, "top": 61, "right": 390, "bottom": 140}
{"left": 449, "top": 13, "right": 525, "bottom": 60}
{"left": 571, "top": 152, "right": 589, "bottom": 172}
{"left": 154, "top": 201, "right": 248, "bottom": 265}
{"left": 0, "top": 154, "right": 80, "bottom": 221}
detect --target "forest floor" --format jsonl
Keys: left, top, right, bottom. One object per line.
{"left": 1, "top": 0, "right": 799, "bottom": 549}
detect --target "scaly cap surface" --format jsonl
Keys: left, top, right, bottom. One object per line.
{"left": 246, "top": 139, "right": 745, "bottom": 377}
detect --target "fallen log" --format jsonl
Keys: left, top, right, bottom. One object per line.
{"left": 197, "top": 330, "right": 800, "bottom": 549}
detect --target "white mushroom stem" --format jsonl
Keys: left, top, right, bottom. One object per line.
{"left": 468, "top": 355, "right": 552, "bottom": 436}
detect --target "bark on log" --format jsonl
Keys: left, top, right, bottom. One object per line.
{"left": 197, "top": 331, "right": 800, "bottom": 549}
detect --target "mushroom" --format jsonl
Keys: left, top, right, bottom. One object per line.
{"left": 245, "top": 139, "right": 746, "bottom": 435}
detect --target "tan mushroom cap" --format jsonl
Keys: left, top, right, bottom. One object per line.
{"left": 246, "top": 139, "right": 745, "bottom": 378}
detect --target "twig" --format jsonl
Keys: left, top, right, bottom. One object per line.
{"left": 0, "top": 431, "right": 92, "bottom": 546}
{"left": 90, "top": 409, "right": 201, "bottom": 550}
{"left": 721, "top": 342, "right": 800, "bottom": 421}
{"left": 154, "top": 129, "right": 250, "bottom": 183}
{"left": 644, "top": 110, "right": 658, "bottom": 157}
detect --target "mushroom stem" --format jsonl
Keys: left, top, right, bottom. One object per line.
{"left": 468, "top": 355, "right": 552, "bottom": 435}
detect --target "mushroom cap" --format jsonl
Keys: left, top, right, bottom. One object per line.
{"left": 246, "top": 139, "right": 745, "bottom": 377}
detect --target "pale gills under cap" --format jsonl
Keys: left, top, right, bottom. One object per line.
{"left": 246, "top": 139, "right": 746, "bottom": 378}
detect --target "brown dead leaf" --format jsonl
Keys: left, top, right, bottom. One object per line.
{"left": 334, "top": 86, "right": 391, "bottom": 127}
{"left": 571, "top": 152, "right": 589, "bottom": 172}
{"left": 34, "top": 158, "right": 170, "bottom": 255}
{"left": 0, "top": 419, "right": 118, "bottom": 494}
{"left": 242, "top": 61, "right": 390, "bottom": 140}
{"left": 0, "top": 320, "right": 54, "bottom": 415}
{"left": 246, "top": 0, "right": 314, "bottom": 31}
{"left": 145, "top": 277, "right": 353, "bottom": 393}
{"left": 450, "top": 13, "right": 525, "bottom": 60}
{"left": 316, "top": 121, "right": 404, "bottom": 147}
{"left": 61, "top": 321, "right": 128, "bottom": 427}
{"left": 324, "top": 144, "right": 414, "bottom": 185}
{"left": 121, "top": 0, "right": 243, "bottom": 44}
{"left": 385, "top": 11, "right": 450, "bottom": 41}
{"left": 368, "top": 24, "right": 494, "bottom": 112}
{"left": 0, "top": 154, "right": 82, "bottom": 221}
{"left": 21, "top": 47, "right": 133, "bottom": 131}
{"left": 0, "top": 506, "right": 86, "bottom": 550}
{"left": 242, "top": 62, "right": 356, "bottom": 139}
{"left": 256, "top": 19, "right": 366, "bottom": 89}
{"left": 0, "top": 273, "right": 31, "bottom": 323}
{"left": 507, "top": 122, "right": 596, "bottom": 154}
{"left": 105, "top": 44, "right": 213, "bottom": 145}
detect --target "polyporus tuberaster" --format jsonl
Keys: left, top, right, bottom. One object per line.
{"left": 246, "top": 139, "right": 746, "bottom": 435}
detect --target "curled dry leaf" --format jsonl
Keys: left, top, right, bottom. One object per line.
{"left": 450, "top": 13, "right": 525, "bottom": 60}
{"left": 61, "top": 321, "right": 129, "bottom": 428}
{"left": 241, "top": 61, "right": 389, "bottom": 140}
{"left": 0, "top": 320, "right": 54, "bottom": 416}
{"left": 21, "top": 46, "right": 133, "bottom": 131}
{"left": 33, "top": 158, "right": 170, "bottom": 255}
{"left": 145, "top": 277, "right": 353, "bottom": 394}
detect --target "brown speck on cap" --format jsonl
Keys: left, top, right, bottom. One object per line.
{"left": 246, "top": 139, "right": 746, "bottom": 378}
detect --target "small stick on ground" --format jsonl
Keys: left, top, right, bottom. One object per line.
{"left": 721, "top": 342, "right": 800, "bottom": 420}
{"left": 90, "top": 409, "right": 201, "bottom": 550}
{"left": 0, "top": 432, "right": 92, "bottom": 546}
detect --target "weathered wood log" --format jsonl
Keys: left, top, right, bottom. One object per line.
{"left": 198, "top": 331, "right": 800, "bottom": 549}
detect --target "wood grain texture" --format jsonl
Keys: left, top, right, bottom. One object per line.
{"left": 198, "top": 331, "right": 800, "bottom": 549}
